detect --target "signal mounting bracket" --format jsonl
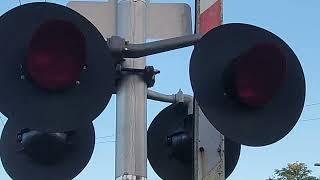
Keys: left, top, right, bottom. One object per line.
{"left": 115, "top": 64, "right": 160, "bottom": 88}
{"left": 147, "top": 89, "right": 193, "bottom": 115}
{"left": 107, "top": 33, "right": 203, "bottom": 58}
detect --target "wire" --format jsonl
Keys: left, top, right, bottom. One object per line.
{"left": 96, "top": 141, "right": 116, "bottom": 144}
{"left": 304, "top": 102, "right": 320, "bottom": 107}
{"left": 300, "top": 117, "right": 320, "bottom": 122}
{"left": 95, "top": 135, "right": 116, "bottom": 144}
{"left": 96, "top": 135, "right": 114, "bottom": 139}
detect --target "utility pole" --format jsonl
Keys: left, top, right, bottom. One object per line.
{"left": 0, "top": 1, "right": 306, "bottom": 180}
{"left": 115, "top": 0, "right": 148, "bottom": 180}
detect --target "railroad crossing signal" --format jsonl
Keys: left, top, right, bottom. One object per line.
{"left": 0, "top": 1, "right": 305, "bottom": 180}
{"left": 0, "top": 2, "right": 115, "bottom": 132}
{"left": 0, "top": 119, "right": 95, "bottom": 180}
{"left": 190, "top": 23, "right": 305, "bottom": 146}
{"left": 0, "top": 3, "right": 113, "bottom": 179}
{"left": 147, "top": 102, "right": 241, "bottom": 180}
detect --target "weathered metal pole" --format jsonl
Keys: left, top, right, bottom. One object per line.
{"left": 194, "top": 0, "right": 225, "bottom": 179}
{"left": 115, "top": 0, "right": 148, "bottom": 180}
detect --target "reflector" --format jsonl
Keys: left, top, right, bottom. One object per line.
{"left": 190, "top": 23, "right": 305, "bottom": 146}
{"left": 148, "top": 103, "right": 192, "bottom": 180}
{"left": 0, "top": 119, "right": 95, "bottom": 180}
{"left": 0, "top": 2, "right": 115, "bottom": 131}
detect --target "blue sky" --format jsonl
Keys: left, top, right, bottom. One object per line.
{"left": 1, "top": 0, "right": 320, "bottom": 179}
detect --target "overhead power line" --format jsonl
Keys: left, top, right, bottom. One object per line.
{"left": 96, "top": 135, "right": 114, "bottom": 139}
{"left": 304, "top": 102, "right": 320, "bottom": 107}
{"left": 96, "top": 141, "right": 116, "bottom": 144}
{"left": 300, "top": 117, "right": 320, "bottom": 122}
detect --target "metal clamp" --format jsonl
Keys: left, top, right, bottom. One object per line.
{"left": 116, "top": 64, "right": 160, "bottom": 88}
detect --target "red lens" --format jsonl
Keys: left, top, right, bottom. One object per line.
{"left": 225, "top": 43, "right": 286, "bottom": 107}
{"left": 26, "top": 20, "right": 86, "bottom": 91}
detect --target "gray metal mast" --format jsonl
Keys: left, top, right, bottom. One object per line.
{"left": 67, "top": 1, "right": 193, "bottom": 179}
{"left": 115, "top": 0, "right": 148, "bottom": 180}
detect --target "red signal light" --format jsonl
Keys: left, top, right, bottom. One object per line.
{"left": 190, "top": 23, "right": 305, "bottom": 146}
{"left": 0, "top": 2, "right": 116, "bottom": 132}
{"left": 224, "top": 43, "right": 286, "bottom": 107}
{"left": 26, "top": 20, "right": 86, "bottom": 91}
